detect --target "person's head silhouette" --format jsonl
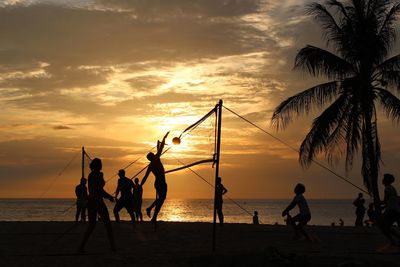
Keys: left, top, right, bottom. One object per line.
{"left": 147, "top": 152, "right": 155, "bottom": 161}
{"left": 118, "top": 169, "right": 125, "bottom": 178}
{"left": 294, "top": 183, "right": 305, "bottom": 194}
{"left": 383, "top": 173, "right": 395, "bottom": 185}
{"left": 90, "top": 158, "right": 102, "bottom": 171}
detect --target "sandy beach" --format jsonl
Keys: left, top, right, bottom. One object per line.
{"left": 0, "top": 221, "right": 399, "bottom": 267}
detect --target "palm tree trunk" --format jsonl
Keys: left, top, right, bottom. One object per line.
{"left": 363, "top": 115, "right": 381, "bottom": 214}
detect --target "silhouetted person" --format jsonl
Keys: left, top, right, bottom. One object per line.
{"left": 133, "top": 178, "right": 143, "bottom": 222}
{"left": 380, "top": 173, "right": 400, "bottom": 246}
{"left": 215, "top": 176, "right": 227, "bottom": 225}
{"left": 366, "top": 203, "right": 376, "bottom": 226}
{"left": 282, "top": 183, "right": 311, "bottom": 241}
{"left": 75, "top": 177, "right": 88, "bottom": 223}
{"left": 353, "top": 193, "right": 366, "bottom": 226}
{"left": 141, "top": 131, "right": 169, "bottom": 224}
{"left": 113, "top": 169, "right": 135, "bottom": 223}
{"left": 253, "top": 211, "right": 259, "bottom": 225}
{"left": 339, "top": 218, "right": 344, "bottom": 227}
{"left": 78, "top": 158, "right": 115, "bottom": 253}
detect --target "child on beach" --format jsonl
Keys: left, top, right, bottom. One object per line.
{"left": 78, "top": 158, "right": 116, "bottom": 252}
{"left": 353, "top": 193, "right": 366, "bottom": 226}
{"left": 380, "top": 173, "right": 400, "bottom": 246}
{"left": 253, "top": 211, "right": 259, "bottom": 225}
{"left": 282, "top": 183, "right": 311, "bottom": 241}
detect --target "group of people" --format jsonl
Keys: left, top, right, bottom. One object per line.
{"left": 281, "top": 173, "right": 400, "bottom": 246}
{"left": 74, "top": 170, "right": 143, "bottom": 224}
{"left": 74, "top": 130, "right": 400, "bottom": 251}
{"left": 353, "top": 193, "right": 377, "bottom": 227}
{"left": 75, "top": 132, "right": 170, "bottom": 252}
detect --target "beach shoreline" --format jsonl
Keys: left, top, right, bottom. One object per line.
{"left": 1, "top": 221, "right": 399, "bottom": 266}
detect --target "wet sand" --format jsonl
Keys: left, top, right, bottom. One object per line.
{"left": 0, "top": 221, "right": 399, "bottom": 266}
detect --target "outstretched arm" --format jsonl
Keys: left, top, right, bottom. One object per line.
{"left": 282, "top": 199, "right": 296, "bottom": 217}
{"left": 141, "top": 165, "right": 152, "bottom": 187}
{"left": 156, "top": 131, "right": 169, "bottom": 157}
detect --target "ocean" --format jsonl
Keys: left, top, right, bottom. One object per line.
{"left": 0, "top": 198, "right": 362, "bottom": 226}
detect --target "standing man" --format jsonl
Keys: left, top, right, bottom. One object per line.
{"left": 133, "top": 177, "right": 143, "bottom": 222}
{"left": 113, "top": 169, "right": 135, "bottom": 223}
{"left": 215, "top": 177, "right": 228, "bottom": 225}
{"left": 141, "top": 131, "right": 169, "bottom": 224}
{"left": 75, "top": 177, "right": 88, "bottom": 222}
{"left": 353, "top": 193, "right": 366, "bottom": 226}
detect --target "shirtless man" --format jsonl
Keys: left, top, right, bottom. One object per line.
{"left": 141, "top": 132, "right": 169, "bottom": 224}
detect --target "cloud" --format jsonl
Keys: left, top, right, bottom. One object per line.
{"left": 94, "top": 0, "right": 261, "bottom": 17}
{"left": 52, "top": 125, "right": 74, "bottom": 130}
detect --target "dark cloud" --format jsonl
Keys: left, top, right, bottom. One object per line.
{"left": 0, "top": 4, "right": 267, "bottom": 67}
{"left": 52, "top": 125, "right": 74, "bottom": 130}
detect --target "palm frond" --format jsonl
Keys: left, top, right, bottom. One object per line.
{"left": 344, "top": 99, "right": 362, "bottom": 171}
{"left": 375, "top": 54, "right": 400, "bottom": 89}
{"left": 378, "top": 3, "right": 400, "bottom": 48}
{"left": 306, "top": 2, "right": 343, "bottom": 46}
{"left": 271, "top": 81, "right": 340, "bottom": 130}
{"left": 299, "top": 94, "right": 349, "bottom": 167}
{"left": 376, "top": 87, "right": 400, "bottom": 123}
{"left": 294, "top": 45, "right": 354, "bottom": 79}
{"left": 375, "top": 54, "right": 400, "bottom": 72}
{"left": 324, "top": 102, "right": 352, "bottom": 165}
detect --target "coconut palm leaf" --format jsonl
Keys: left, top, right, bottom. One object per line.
{"left": 294, "top": 45, "right": 354, "bottom": 78}
{"left": 299, "top": 94, "right": 349, "bottom": 167}
{"left": 271, "top": 81, "right": 340, "bottom": 129}
{"left": 376, "top": 88, "right": 400, "bottom": 122}
{"left": 272, "top": 0, "right": 400, "bottom": 206}
{"left": 306, "top": 2, "right": 343, "bottom": 46}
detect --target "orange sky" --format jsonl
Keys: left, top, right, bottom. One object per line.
{"left": 0, "top": 0, "right": 399, "bottom": 199}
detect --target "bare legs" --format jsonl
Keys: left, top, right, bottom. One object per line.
{"left": 78, "top": 201, "right": 115, "bottom": 252}
{"left": 147, "top": 184, "right": 167, "bottom": 224}
{"left": 216, "top": 207, "right": 224, "bottom": 225}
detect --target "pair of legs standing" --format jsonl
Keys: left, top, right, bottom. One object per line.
{"left": 75, "top": 199, "right": 87, "bottom": 222}
{"left": 113, "top": 197, "right": 135, "bottom": 223}
{"left": 78, "top": 200, "right": 115, "bottom": 252}
{"left": 146, "top": 183, "right": 167, "bottom": 223}
{"left": 216, "top": 202, "right": 224, "bottom": 225}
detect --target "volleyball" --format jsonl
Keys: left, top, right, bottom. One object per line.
{"left": 172, "top": 137, "right": 181, "bottom": 145}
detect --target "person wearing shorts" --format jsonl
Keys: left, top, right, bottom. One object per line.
{"left": 282, "top": 183, "right": 311, "bottom": 240}
{"left": 113, "top": 169, "right": 135, "bottom": 223}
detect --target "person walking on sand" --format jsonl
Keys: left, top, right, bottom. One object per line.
{"left": 78, "top": 158, "right": 116, "bottom": 253}
{"left": 113, "top": 169, "right": 135, "bottom": 223}
{"left": 215, "top": 177, "right": 228, "bottom": 225}
{"left": 282, "top": 183, "right": 311, "bottom": 241}
{"left": 133, "top": 177, "right": 143, "bottom": 222}
{"left": 141, "top": 131, "right": 169, "bottom": 224}
{"left": 353, "top": 193, "right": 366, "bottom": 226}
{"left": 380, "top": 173, "right": 400, "bottom": 246}
{"left": 253, "top": 211, "right": 259, "bottom": 225}
{"left": 75, "top": 177, "right": 88, "bottom": 223}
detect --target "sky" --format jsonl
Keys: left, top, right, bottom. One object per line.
{"left": 0, "top": 0, "right": 399, "bottom": 199}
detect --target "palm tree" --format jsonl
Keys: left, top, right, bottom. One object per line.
{"left": 271, "top": 0, "right": 400, "bottom": 209}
